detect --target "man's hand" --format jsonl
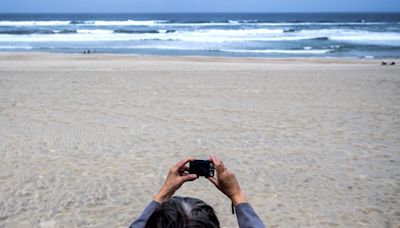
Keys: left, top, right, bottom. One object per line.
{"left": 207, "top": 155, "right": 247, "bottom": 206}
{"left": 154, "top": 157, "right": 198, "bottom": 204}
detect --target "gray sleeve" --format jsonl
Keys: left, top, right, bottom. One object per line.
{"left": 235, "top": 203, "right": 265, "bottom": 228}
{"left": 129, "top": 201, "right": 160, "bottom": 228}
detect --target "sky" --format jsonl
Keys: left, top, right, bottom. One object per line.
{"left": 0, "top": 0, "right": 400, "bottom": 13}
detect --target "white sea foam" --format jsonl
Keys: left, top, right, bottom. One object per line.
{"left": 0, "top": 21, "right": 71, "bottom": 26}
{"left": 0, "top": 45, "right": 33, "bottom": 49}
{"left": 0, "top": 26, "right": 399, "bottom": 53}
{"left": 190, "top": 28, "right": 285, "bottom": 35}
{"left": 256, "top": 22, "right": 391, "bottom": 26}
{"left": 330, "top": 33, "right": 400, "bottom": 46}
{"left": 120, "top": 45, "right": 332, "bottom": 54}
{"left": 0, "top": 33, "right": 153, "bottom": 42}
{"left": 1, "top": 28, "right": 399, "bottom": 44}
{"left": 0, "top": 28, "right": 299, "bottom": 42}
{"left": 221, "top": 49, "right": 332, "bottom": 54}
{"left": 0, "top": 20, "right": 168, "bottom": 27}
{"left": 76, "top": 29, "right": 114, "bottom": 34}
{"left": 168, "top": 28, "right": 321, "bottom": 42}
{"left": 91, "top": 20, "right": 167, "bottom": 26}
{"left": 298, "top": 29, "right": 400, "bottom": 46}
{"left": 123, "top": 45, "right": 219, "bottom": 51}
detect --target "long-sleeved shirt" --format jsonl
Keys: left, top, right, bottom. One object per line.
{"left": 130, "top": 200, "right": 265, "bottom": 228}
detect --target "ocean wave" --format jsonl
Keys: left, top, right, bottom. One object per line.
{"left": 0, "top": 20, "right": 168, "bottom": 26}
{"left": 0, "top": 20, "right": 395, "bottom": 27}
{"left": 0, "top": 21, "right": 71, "bottom": 26}
{"left": 297, "top": 29, "right": 400, "bottom": 46}
{"left": 192, "top": 28, "right": 285, "bottom": 35}
{"left": 0, "top": 29, "right": 54, "bottom": 35}
{"left": 58, "top": 29, "right": 78, "bottom": 34}
{"left": 113, "top": 29, "right": 175, "bottom": 34}
{"left": 158, "top": 21, "right": 395, "bottom": 27}
{"left": 329, "top": 34, "right": 400, "bottom": 45}
{"left": 119, "top": 45, "right": 220, "bottom": 51}
{"left": 114, "top": 29, "right": 159, "bottom": 34}
{"left": 220, "top": 49, "right": 332, "bottom": 54}
{"left": 83, "top": 20, "right": 168, "bottom": 26}
{"left": 0, "top": 27, "right": 399, "bottom": 46}
{"left": 0, "top": 45, "right": 33, "bottom": 49}
{"left": 0, "top": 29, "right": 77, "bottom": 35}
{"left": 309, "top": 37, "right": 330, "bottom": 41}
{"left": 130, "top": 45, "right": 332, "bottom": 54}
{"left": 76, "top": 29, "right": 114, "bottom": 34}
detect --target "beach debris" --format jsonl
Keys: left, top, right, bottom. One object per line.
{"left": 381, "top": 61, "right": 396, "bottom": 66}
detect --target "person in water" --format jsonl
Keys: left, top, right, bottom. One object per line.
{"left": 130, "top": 155, "right": 265, "bottom": 228}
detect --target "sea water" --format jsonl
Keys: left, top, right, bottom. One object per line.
{"left": 0, "top": 13, "right": 399, "bottom": 58}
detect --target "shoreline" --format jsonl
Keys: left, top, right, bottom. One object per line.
{"left": 0, "top": 51, "right": 396, "bottom": 64}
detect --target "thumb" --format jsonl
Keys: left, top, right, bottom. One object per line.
{"left": 211, "top": 155, "right": 225, "bottom": 173}
{"left": 181, "top": 174, "right": 198, "bottom": 183}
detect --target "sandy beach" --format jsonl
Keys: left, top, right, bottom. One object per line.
{"left": 0, "top": 53, "right": 399, "bottom": 227}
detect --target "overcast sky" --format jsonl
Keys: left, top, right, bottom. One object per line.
{"left": 1, "top": 0, "right": 400, "bottom": 13}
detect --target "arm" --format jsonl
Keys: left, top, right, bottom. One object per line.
{"left": 235, "top": 203, "right": 265, "bottom": 228}
{"left": 129, "top": 157, "right": 198, "bottom": 227}
{"left": 207, "top": 155, "right": 265, "bottom": 228}
{"left": 153, "top": 157, "right": 198, "bottom": 204}
{"left": 129, "top": 201, "right": 159, "bottom": 228}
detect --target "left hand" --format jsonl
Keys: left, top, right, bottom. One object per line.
{"left": 154, "top": 157, "right": 198, "bottom": 203}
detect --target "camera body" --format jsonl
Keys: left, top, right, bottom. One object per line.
{"left": 189, "top": 160, "right": 214, "bottom": 177}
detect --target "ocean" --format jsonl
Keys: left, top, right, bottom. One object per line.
{"left": 0, "top": 13, "right": 399, "bottom": 58}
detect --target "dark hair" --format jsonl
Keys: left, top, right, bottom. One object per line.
{"left": 145, "top": 196, "right": 220, "bottom": 228}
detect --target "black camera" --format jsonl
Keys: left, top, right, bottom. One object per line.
{"left": 189, "top": 160, "right": 214, "bottom": 177}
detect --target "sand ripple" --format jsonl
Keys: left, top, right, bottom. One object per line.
{"left": 0, "top": 54, "right": 399, "bottom": 227}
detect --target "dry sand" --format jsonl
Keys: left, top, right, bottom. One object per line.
{"left": 0, "top": 53, "right": 399, "bottom": 227}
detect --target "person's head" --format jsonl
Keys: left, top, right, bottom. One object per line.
{"left": 145, "top": 196, "right": 220, "bottom": 228}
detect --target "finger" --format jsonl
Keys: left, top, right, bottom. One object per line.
{"left": 175, "top": 157, "right": 195, "bottom": 169}
{"left": 207, "top": 176, "right": 219, "bottom": 187}
{"left": 178, "top": 166, "right": 189, "bottom": 173}
{"left": 180, "top": 174, "right": 198, "bottom": 183}
{"left": 181, "top": 172, "right": 190, "bottom": 176}
{"left": 210, "top": 155, "right": 225, "bottom": 173}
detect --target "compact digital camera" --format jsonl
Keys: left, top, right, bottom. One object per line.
{"left": 189, "top": 160, "right": 215, "bottom": 177}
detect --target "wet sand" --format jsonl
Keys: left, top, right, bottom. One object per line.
{"left": 0, "top": 53, "right": 399, "bottom": 227}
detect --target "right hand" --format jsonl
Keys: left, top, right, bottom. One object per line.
{"left": 154, "top": 157, "right": 198, "bottom": 204}
{"left": 207, "top": 155, "right": 247, "bottom": 206}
